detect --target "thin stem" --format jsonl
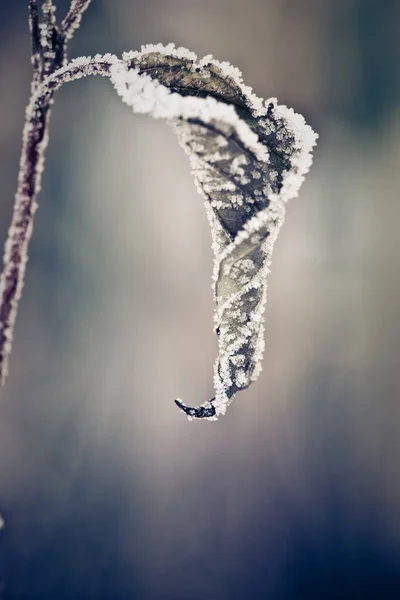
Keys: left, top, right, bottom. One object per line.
{"left": 0, "top": 56, "right": 116, "bottom": 385}
{"left": 0, "top": 102, "right": 51, "bottom": 386}
{"left": 61, "top": 0, "right": 92, "bottom": 40}
{"left": 0, "top": 0, "right": 102, "bottom": 387}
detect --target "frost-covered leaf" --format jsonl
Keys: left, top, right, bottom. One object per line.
{"left": 109, "top": 45, "right": 318, "bottom": 419}
{"left": 0, "top": 30, "right": 316, "bottom": 419}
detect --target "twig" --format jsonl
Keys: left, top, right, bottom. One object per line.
{"left": 28, "top": 0, "right": 41, "bottom": 79}
{"left": 61, "top": 0, "right": 92, "bottom": 40}
{"left": 0, "top": 1, "right": 93, "bottom": 385}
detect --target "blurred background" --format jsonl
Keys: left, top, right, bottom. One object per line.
{"left": 0, "top": 0, "right": 399, "bottom": 598}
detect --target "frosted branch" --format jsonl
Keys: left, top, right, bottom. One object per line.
{"left": 0, "top": 1, "right": 94, "bottom": 387}
{"left": 0, "top": 23, "right": 317, "bottom": 421}
{"left": 61, "top": 0, "right": 92, "bottom": 40}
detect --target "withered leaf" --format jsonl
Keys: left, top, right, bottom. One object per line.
{"left": 109, "top": 44, "right": 317, "bottom": 419}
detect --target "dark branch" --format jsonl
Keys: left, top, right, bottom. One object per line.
{"left": 61, "top": 0, "right": 92, "bottom": 40}
{"left": 0, "top": 4, "right": 97, "bottom": 386}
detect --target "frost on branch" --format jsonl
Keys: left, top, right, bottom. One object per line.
{"left": 110, "top": 45, "right": 318, "bottom": 419}
{"left": 0, "top": 1, "right": 96, "bottom": 387}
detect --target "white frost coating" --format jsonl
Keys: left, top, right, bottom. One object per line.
{"left": 61, "top": 0, "right": 93, "bottom": 41}
{"left": 29, "top": 54, "right": 119, "bottom": 105}
{"left": 119, "top": 43, "right": 317, "bottom": 192}
{"left": 273, "top": 105, "right": 318, "bottom": 202}
{"left": 123, "top": 43, "right": 198, "bottom": 64}
{"left": 109, "top": 62, "right": 269, "bottom": 163}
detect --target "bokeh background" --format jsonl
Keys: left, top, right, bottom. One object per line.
{"left": 0, "top": 0, "right": 399, "bottom": 598}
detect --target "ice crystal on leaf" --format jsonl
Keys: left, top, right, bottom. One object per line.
{"left": 0, "top": 2, "right": 317, "bottom": 422}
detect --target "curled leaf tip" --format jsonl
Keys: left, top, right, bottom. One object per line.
{"left": 175, "top": 398, "right": 217, "bottom": 420}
